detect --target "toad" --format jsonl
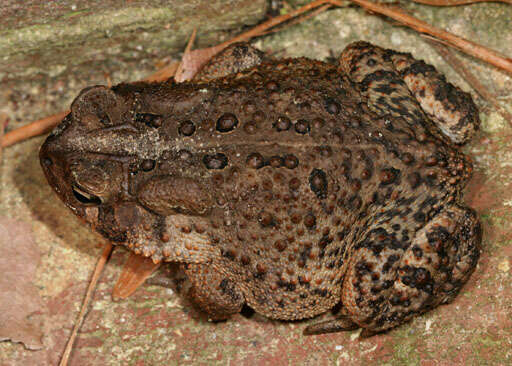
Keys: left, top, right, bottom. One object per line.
{"left": 39, "top": 42, "right": 481, "bottom": 335}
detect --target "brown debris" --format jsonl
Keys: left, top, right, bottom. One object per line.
{"left": 112, "top": 253, "right": 162, "bottom": 301}
{"left": 412, "top": 0, "right": 512, "bottom": 5}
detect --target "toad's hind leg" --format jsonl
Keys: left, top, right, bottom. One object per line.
{"left": 340, "top": 204, "right": 481, "bottom": 334}
{"left": 182, "top": 263, "right": 245, "bottom": 321}
{"left": 339, "top": 41, "right": 479, "bottom": 144}
{"left": 193, "top": 42, "right": 266, "bottom": 82}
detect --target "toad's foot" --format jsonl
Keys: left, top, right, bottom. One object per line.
{"left": 306, "top": 204, "right": 481, "bottom": 334}
{"left": 340, "top": 41, "right": 479, "bottom": 145}
{"left": 340, "top": 204, "right": 481, "bottom": 333}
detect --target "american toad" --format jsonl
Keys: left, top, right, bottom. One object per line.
{"left": 39, "top": 42, "right": 481, "bottom": 335}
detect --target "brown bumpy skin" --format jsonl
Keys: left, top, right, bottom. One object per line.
{"left": 40, "top": 42, "right": 481, "bottom": 335}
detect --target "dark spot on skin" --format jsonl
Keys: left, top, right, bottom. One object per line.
{"left": 312, "top": 288, "right": 328, "bottom": 297}
{"left": 247, "top": 153, "right": 265, "bottom": 169}
{"left": 347, "top": 195, "right": 362, "bottom": 210}
{"left": 304, "top": 213, "right": 316, "bottom": 229}
{"left": 277, "top": 280, "right": 296, "bottom": 292}
{"left": 324, "top": 98, "right": 340, "bottom": 114}
{"left": 413, "top": 211, "right": 426, "bottom": 223}
{"left": 289, "top": 177, "right": 301, "bottom": 191}
{"left": 269, "top": 156, "right": 283, "bottom": 167}
{"left": 221, "top": 248, "right": 236, "bottom": 261}
{"left": 177, "top": 150, "right": 192, "bottom": 161}
{"left": 425, "top": 171, "right": 438, "bottom": 187}
{"left": 379, "top": 168, "right": 400, "bottom": 185}
{"left": 350, "top": 179, "right": 361, "bottom": 192}
{"left": 219, "top": 278, "right": 229, "bottom": 290}
{"left": 312, "top": 118, "right": 324, "bottom": 129}
{"left": 284, "top": 154, "right": 299, "bottom": 169}
{"left": 240, "top": 255, "right": 251, "bottom": 265}
{"left": 309, "top": 169, "right": 328, "bottom": 199}
{"left": 203, "top": 153, "right": 228, "bottom": 169}
{"left": 140, "top": 159, "right": 155, "bottom": 171}
{"left": 404, "top": 60, "right": 436, "bottom": 77}
{"left": 412, "top": 246, "right": 423, "bottom": 258}
{"left": 361, "top": 169, "right": 371, "bottom": 180}
{"left": 318, "top": 235, "right": 333, "bottom": 248}
{"left": 274, "top": 116, "right": 291, "bottom": 131}
{"left": 295, "top": 119, "right": 310, "bottom": 134}
{"left": 359, "top": 70, "right": 398, "bottom": 92}
{"left": 135, "top": 113, "right": 162, "bottom": 128}
{"left": 253, "top": 111, "right": 265, "bottom": 122}
{"left": 178, "top": 120, "right": 195, "bottom": 136}
{"left": 274, "top": 240, "right": 287, "bottom": 252}
{"left": 266, "top": 81, "right": 279, "bottom": 91}
{"left": 400, "top": 265, "right": 433, "bottom": 293}
{"left": 216, "top": 113, "right": 239, "bottom": 132}
{"left": 255, "top": 263, "right": 267, "bottom": 279}
{"left": 425, "top": 155, "right": 438, "bottom": 166}
{"left": 218, "top": 278, "right": 241, "bottom": 302}
{"left": 408, "top": 172, "right": 422, "bottom": 189}
{"left": 258, "top": 211, "right": 274, "bottom": 227}
{"left": 382, "top": 254, "right": 400, "bottom": 273}
{"left": 367, "top": 58, "right": 377, "bottom": 67}
{"left": 401, "top": 152, "right": 415, "bottom": 165}
{"left": 244, "top": 122, "right": 257, "bottom": 134}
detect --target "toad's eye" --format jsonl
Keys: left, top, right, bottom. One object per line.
{"left": 72, "top": 184, "right": 102, "bottom": 206}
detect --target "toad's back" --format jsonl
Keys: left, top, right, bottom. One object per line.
{"left": 40, "top": 43, "right": 480, "bottom": 332}
{"left": 109, "top": 58, "right": 469, "bottom": 319}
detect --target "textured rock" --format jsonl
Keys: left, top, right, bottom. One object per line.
{"left": 1, "top": 1, "right": 511, "bottom": 365}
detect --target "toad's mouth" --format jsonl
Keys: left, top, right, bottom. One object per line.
{"left": 72, "top": 185, "right": 102, "bottom": 206}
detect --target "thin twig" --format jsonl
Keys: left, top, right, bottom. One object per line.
{"left": 143, "top": 62, "right": 180, "bottom": 82}
{"left": 0, "top": 114, "right": 6, "bottom": 195}
{"left": 412, "top": 0, "right": 512, "bottom": 5}
{"left": 59, "top": 243, "right": 114, "bottom": 366}
{"left": 336, "top": 0, "right": 512, "bottom": 74}
{"left": 0, "top": 114, "right": 6, "bottom": 163}
{"left": 1, "top": 110, "right": 69, "bottom": 148}
{"left": 217, "top": 0, "right": 339, "bottom": 46}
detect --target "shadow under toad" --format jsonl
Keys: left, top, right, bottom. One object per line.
{"left": 13, "top": 138, "right": 101, "bottom": 257}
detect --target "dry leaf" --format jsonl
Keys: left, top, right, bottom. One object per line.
{"left": 112, "top": 253, "right": 161, "bottom": 301}
{"left": 0, "top": 217, "right": 45, "bottom": 350}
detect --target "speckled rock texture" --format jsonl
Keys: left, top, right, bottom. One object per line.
{"left": 1, "top": 1, "right": 511, "bottom": 365}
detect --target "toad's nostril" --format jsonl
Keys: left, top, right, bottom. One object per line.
{"left": 42, "top": 157, "right": 53, "bottom": 167}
